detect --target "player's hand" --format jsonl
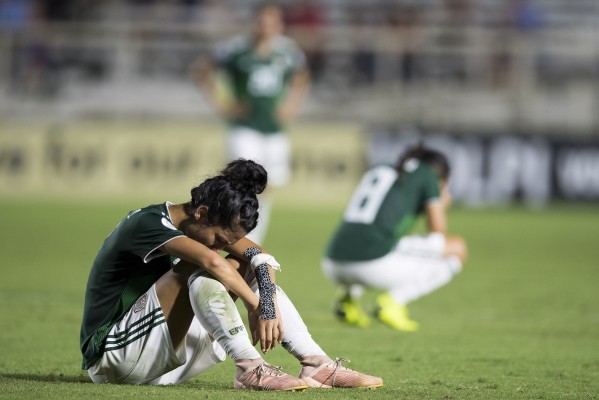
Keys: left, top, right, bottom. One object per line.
{"left": 248, "top": 301, "right": 283, "bottom": 353}
{"left": 222, "top": 102, "right": 247, "bottom": 119}
{"left": 276, "top": 104, "right": 295, "bottom": 123}
{"left": 258, "top": 316, "right": 281, "bottom": 354}
{"left": 247, "top": 307, "right": 263, "bottom": 346}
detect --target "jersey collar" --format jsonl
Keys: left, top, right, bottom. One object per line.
{"left": 164, "top": 201, "right": 176, "bottom": 224}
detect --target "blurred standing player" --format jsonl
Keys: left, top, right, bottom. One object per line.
{"left": 195, "top": 2, "right": 310, "bottom": 244}
{"left": 322, "top": 147, "right": 468, "bottom": 331}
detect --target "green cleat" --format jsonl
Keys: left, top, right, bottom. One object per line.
{"left": 334, "top": 294, "right": 371, "bottom": 328}
{"left": 374, "top": 293, "right": 419, "bottom": 332}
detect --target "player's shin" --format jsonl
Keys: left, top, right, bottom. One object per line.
{"left": 188, "top": 275, "right": 309, "bottom": 391}
{"left": 188, "top": 274, "right": 261, "bottom": 360}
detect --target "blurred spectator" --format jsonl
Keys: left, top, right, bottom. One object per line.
{"left": 285, "top": 0, "right": 327, "bottom": 83}
{"left": 194, "top": 0, "right": 236, "bottom": 36}
{"left": 349, "top": 6, "right": 376, "bottom": 85}
{"left": 1, "top": 0, "right": 60, "bottom": 97}
{"left": 509, "top": 0, "right": 544, "bottom": 31}
{"left": 489, "top": 0, "right": 544, "bottom": 88}
{"left": 0, "top": 0, "right": 32, "bottom": 29}
{"left": 42, "top": 0, "right": 102, "bottom": 21}
{"left": 386, "top": 4, "right": 423, "bottom": 85}
{"left": 442, "top": 0, "right": 474, "bottom": 27}
{"left": 435, "top": 0, "right": 476, "bottom": 83}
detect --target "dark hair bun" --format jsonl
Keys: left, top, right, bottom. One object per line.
{"left": 221, "top": 158, "right": 268, "bottom": 195}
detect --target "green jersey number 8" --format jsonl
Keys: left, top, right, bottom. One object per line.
{"left": 343, "top": 166, "right": 398, "bottom": 224}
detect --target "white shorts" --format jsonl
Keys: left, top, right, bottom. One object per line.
{"left": 228, "top": 126, "right": 291, "bottom": 187}
{"left": 87, "top": 285, "right": 226, "bottom": 385}
{"left": 322, "top": 233, "right": 462, "bottom": 304}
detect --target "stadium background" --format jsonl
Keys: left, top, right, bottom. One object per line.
{"left": 0, "top": 1, "right": 598, "bottom": 399}
{"left": 1, "top": 0, "right": 598, "bottom": 205}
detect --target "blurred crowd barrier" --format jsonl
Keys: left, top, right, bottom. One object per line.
{"left": 0, "top": 120, "right": 366, "bottom": 205}
{"left": 2, "top": 118, "right": 598, "bottom": 205}
{"left": 0, "top": 0, "right": 598, "bottom": 134}
{"left": 369, "top": 126, "right": 599, "bottom": 206}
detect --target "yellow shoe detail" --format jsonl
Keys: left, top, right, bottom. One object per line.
{"left": 375, "top": 293, "right": 419, "bottom": 332}
{"left": 334, "top": 296, "right": 371, "bottom": 328}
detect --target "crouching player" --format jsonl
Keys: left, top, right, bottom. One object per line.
{"left": 80, "top": 159, "right": 382, "bottom": 390}
{"left": 322, "top": 147, "right": 467, "bottom": 331}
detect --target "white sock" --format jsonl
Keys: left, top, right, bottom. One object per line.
{"left": 243, "top": 265, "right": 327, "bottom": 359}
{"left": 347, "top": 284, "right": 365, "bottom": 299}
{"left": 188, "top": 274, "right": 260, "bottom": 361}
{"left": 275, "top": 286, "right": 327, "bottom": 359}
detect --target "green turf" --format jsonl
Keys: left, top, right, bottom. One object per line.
{"left": 0, "top": 200, "right": 598, "bottom": 399}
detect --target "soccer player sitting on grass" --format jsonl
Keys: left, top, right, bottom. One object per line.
{"left": 80, "top": 159, "right": 382, "bottom": 390}
{"left": 322, "top": 146, "right": 467, "bottom": 331}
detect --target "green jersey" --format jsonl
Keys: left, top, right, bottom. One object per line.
{"left": 214, "top": 35, "right": 306, "bottom": 134}
{"left": 326, "top": 162, "right": 441, "bottom": 261}
{"left": 80, "top": 202, "right": 184, "bottom": 370}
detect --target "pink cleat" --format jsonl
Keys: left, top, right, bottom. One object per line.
{"left": 234, "top": 360, "right": 309, "bottom": 391}
{"left": 299, "top": 356, "right": 384, "bottom": 389}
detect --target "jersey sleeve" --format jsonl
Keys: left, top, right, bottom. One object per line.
{"left": 288, "top": 40, "right": 307, "bottom": 71}
{"left": 212, "top": 42, "right": 230, "bottom": 66}
{"left": 129, "top": 213, "right": 185, "bottom": 263}
{"left": 212, "top": 36, "right": 243, "bottom": 68}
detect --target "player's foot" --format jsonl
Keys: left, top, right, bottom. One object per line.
{"left": 374, "top": 293, "right": 419, "bottom": 332}
{"left": 299, "top": 355, "right": 384, "bottom": 389}
{"left": 234, "top": 359, "right": 308, "bottom": 391}
{"left": 334, "top": 293, "right": 371, "bottom": 328}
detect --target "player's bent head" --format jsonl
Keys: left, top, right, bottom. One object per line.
{"left": 184, "top": 159, "right": 268, "bottom": 233}
{"left": 397, "top": 146, "right": 450, "bottom": 181}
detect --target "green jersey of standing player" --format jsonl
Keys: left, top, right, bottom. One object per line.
{"left": 197, "top": 4, "right": 308, "bottom": 135}
{"left": 210, "top": 33, "right": 306, "bottom": 134}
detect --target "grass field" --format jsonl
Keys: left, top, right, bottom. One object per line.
{"left": 0, "top": 199, "right": 598, "bottom": 399}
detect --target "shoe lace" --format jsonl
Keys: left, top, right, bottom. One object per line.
{"left": 330, "top": 357, "right": 351, "bottom": 387}
{"left": 255, "top": 363, "right": 285, "bottom": 384}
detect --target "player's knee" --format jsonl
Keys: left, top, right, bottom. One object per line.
{"left": 190, "top": 276, "right": 236, "bottom": 313}
{"left": 167, "top": 260, "right": 206, "bottom": 288}
{"left": 197, "top": 276, "right": 228, "bottom": 296}
{"left": 157, "top": 265, "right": 197, "bottom": 293}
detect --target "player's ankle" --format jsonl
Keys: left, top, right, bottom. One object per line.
{"left": 299, "top": 355, "right": 331, "bottom": 367}
{"left": 235, "top": 358, "right": 264, "bottom": 371}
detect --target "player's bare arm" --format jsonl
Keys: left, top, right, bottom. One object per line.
{"left": 194, "top": 58, "right": 239, "bottom": 117}
{"left": 163, "top": 236, "right": 259, "bottom": 312}
{"left": 277, "top": 69, "right": 310, "bottom": 123}
{"left": 425, "top": 181, "right": 467, "bottom": 262}
{"left": 426, "top": 200, "right": 447, "bottom": 234}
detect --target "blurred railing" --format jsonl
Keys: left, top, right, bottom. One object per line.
{"left": 0, "top": 0, "right": 597, "bottom": 135}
